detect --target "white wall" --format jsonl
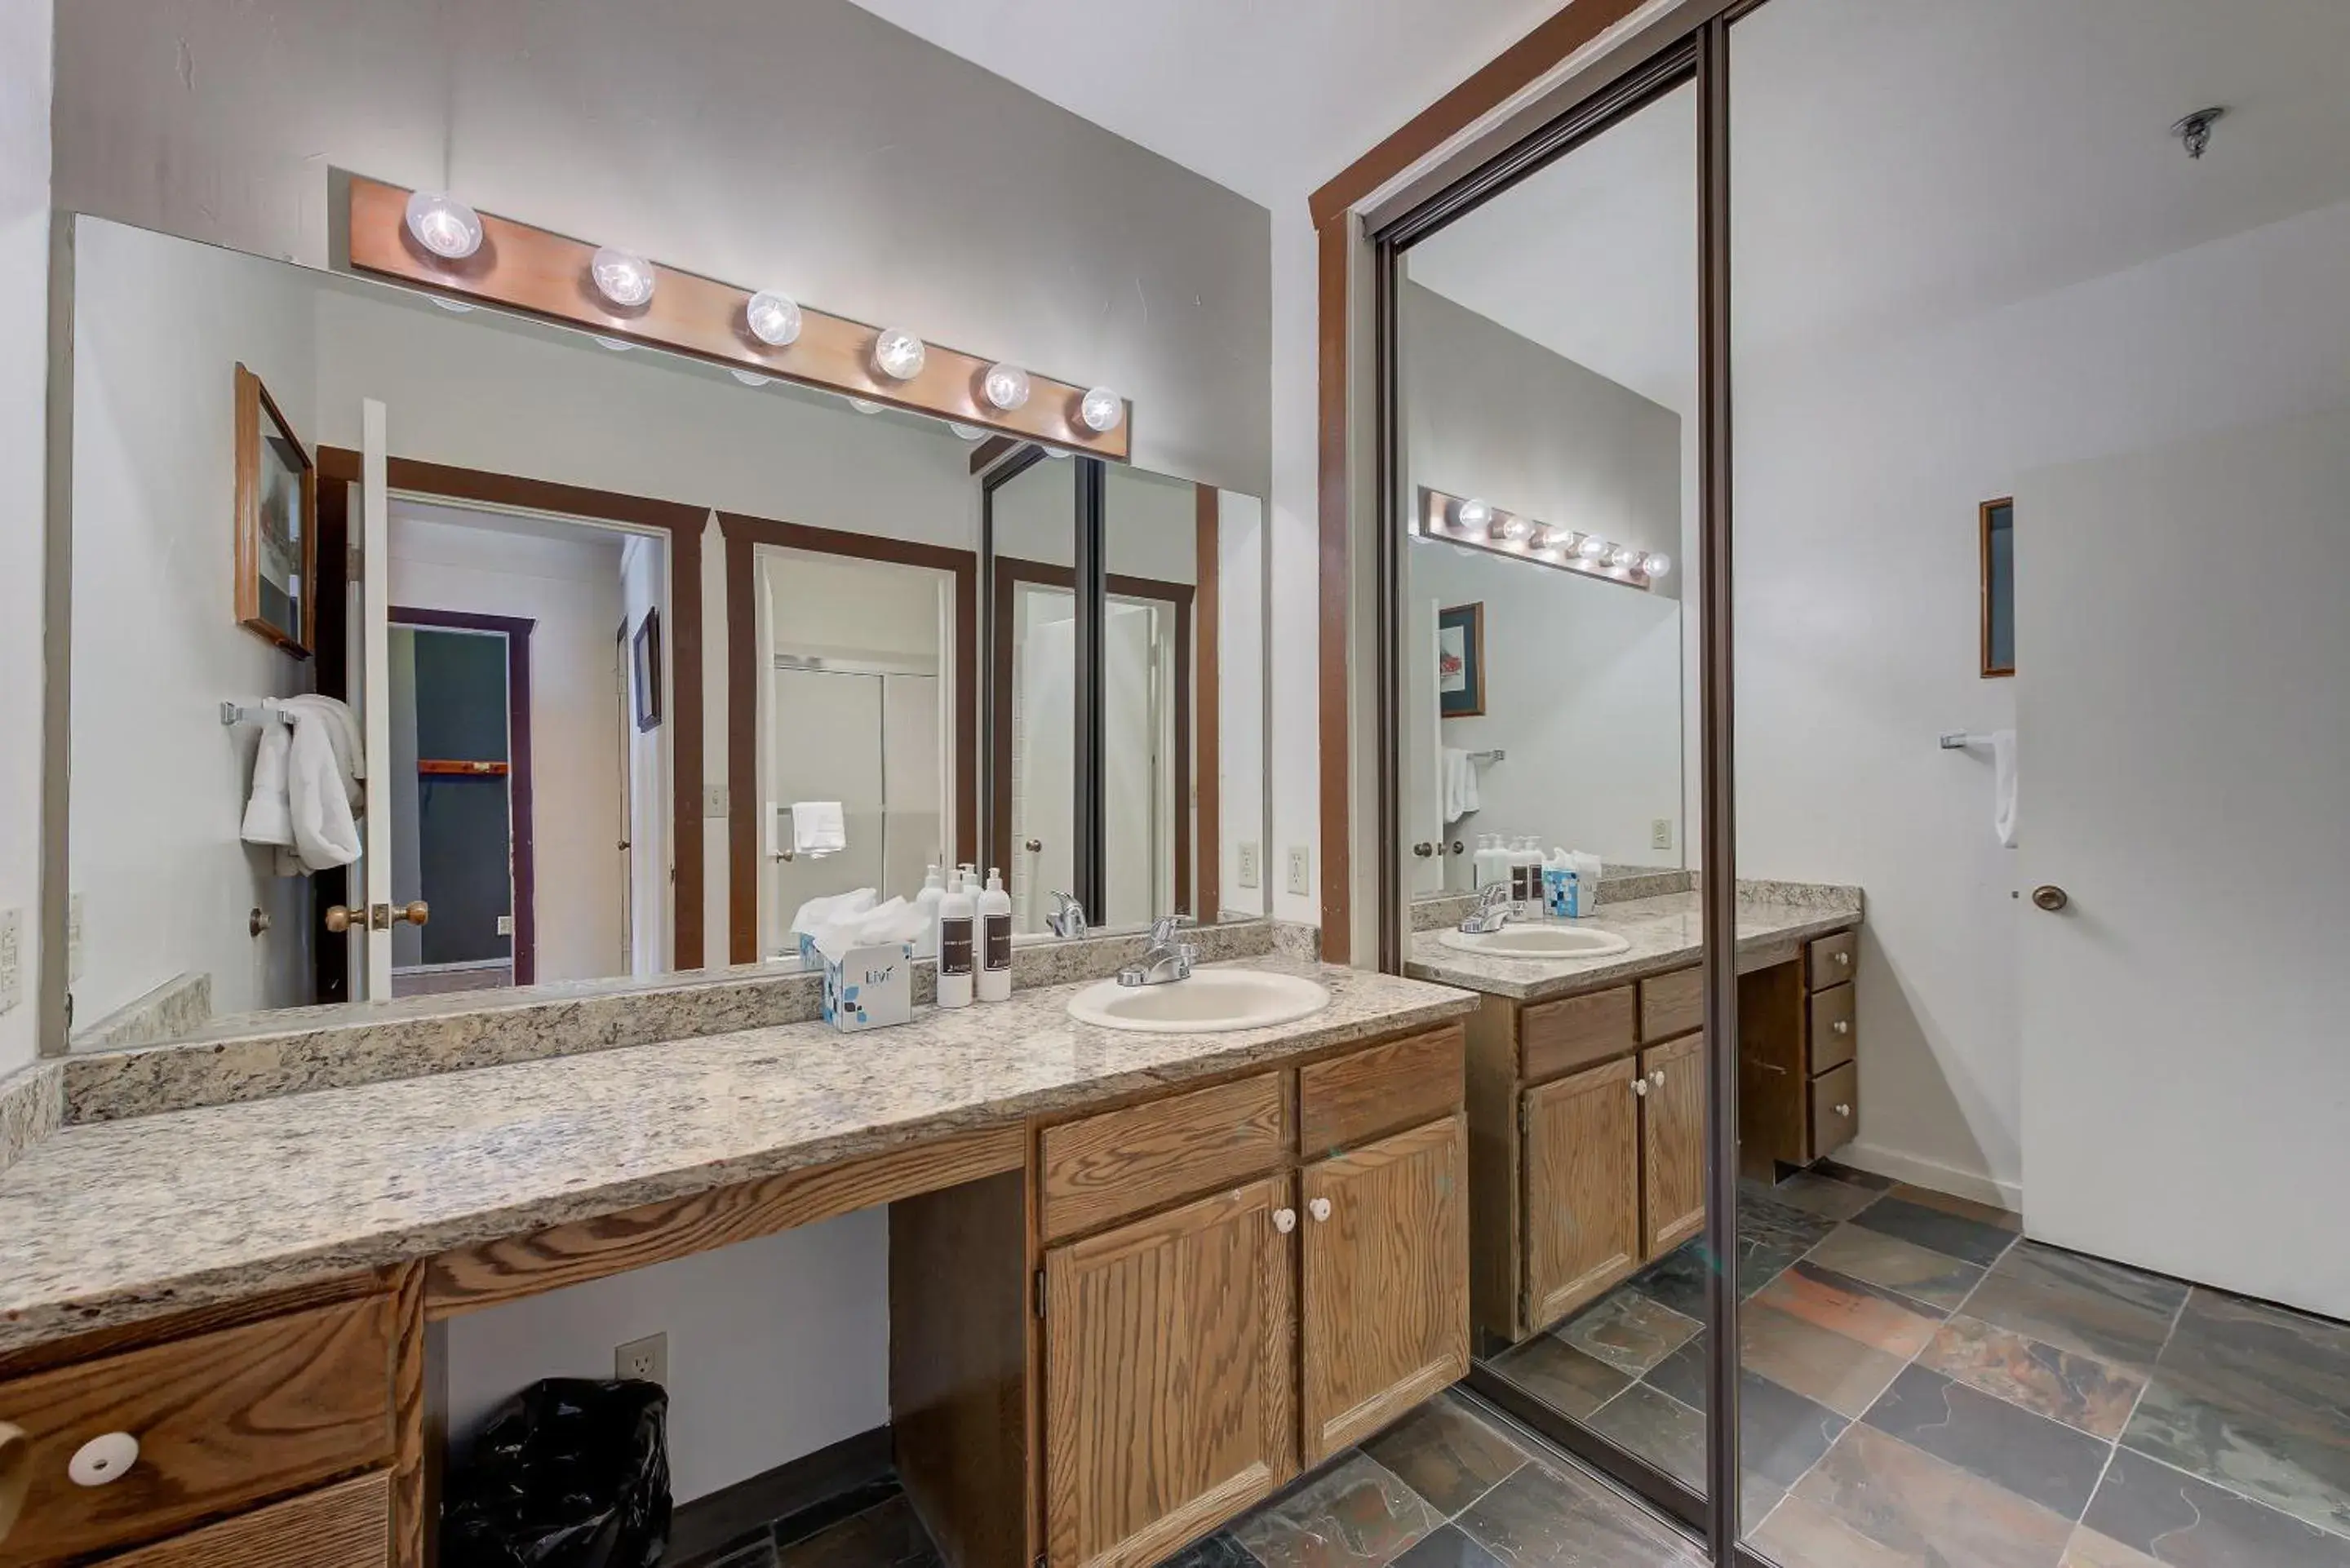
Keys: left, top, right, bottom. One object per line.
{"left": 0, "top": 0, "right": 48, "bottom": 1074}
{"left": 445, "top": 1212, "right": 887, "bottom": 1505}
{"left": 1217, "top": 492, "right": 1266, "bottom": 916}
{"left": 1735, "top": 196, "right": 2350, "bottom": 1204}
{"left": 1408, "top": 542, "right": 1683, "bottom": 875}
{"left": 68, "top": 219, "right": 319, "bottom": 1024}
{"left": 388, "top": 507, "right": 630, "bottom": 986}
{"left": 1266, "top": 210, "right": 1323, "bottom": 927}
{"left": 619, "top": 536, "right": 671, "bottom": 977}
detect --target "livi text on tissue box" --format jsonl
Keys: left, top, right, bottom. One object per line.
{"left": 822, "top": 941, "right": 913, "bottom": 1031}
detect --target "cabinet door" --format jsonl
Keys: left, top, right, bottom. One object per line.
{"left": 1044, "top": 1176, "right": 1295, "bottom": 1568}
{"left": 1641, "top": 1033, "right": 1707, "bottom": 1259}
{"left": 1299, "top": 1117, "right": 1470, "bottom": 1464}
{"left": 1521, "top": 1058, "right": 1640, "bottom": 1333}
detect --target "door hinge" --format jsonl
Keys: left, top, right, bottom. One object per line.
{"left": 348, "top": 543, "right": 365, "bottom": 579}
{"left": 1034, "top": 1268, "right": 1048, "bottom": 1318}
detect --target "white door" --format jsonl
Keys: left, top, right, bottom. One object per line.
{"left": 2017, "top": 404, "right": 2350, "bottom": 1319}
{"left": 765, "top": 668, "right": 887, "bottom": 954}
{"left": 1404, "top": 595, "right": 1446, "bottom": 896}
{"left": 350, "top": 399, "right": 393, "bottom": 998}
{"left": 880, "top": 671, "right": 944, "bottom": 896}
{"left": 1014, "top": 591, "right": 1076, "bottom": 932}
{"left": 1102, "top": 600, "right": 1163, "bottom": 928}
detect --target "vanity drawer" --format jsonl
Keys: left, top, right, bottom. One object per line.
{"left": 96, "top": 1471, "right": 391, "bottom": 1567}
{"left": 0, "top": 1296, "right": 396, "bottom": 1566}
{"left": 1520, "top": 987, "right": 1636, "bottom": 1083}
{"left": 1807, "top": 931, "right": 1859, "bottom": 990}
{"left": 1301, "top": 1025, "right": 1462, "bottom": 1156}
{"left": 1638, "top": 968, "right": 1704, "bottom": 1042}
{"left": 1808, "top": 984, "right": 1856, "bottom": 1074}
{"left": 1042, "top": 1073, "right": 1289, "bottom": 1242}
{"left": 1809, "top": 1062, "right": 1858, "bottom": 1160}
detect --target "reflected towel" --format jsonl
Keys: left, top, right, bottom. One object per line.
{"left": 1441, "top": 747, "right": 1479, "bottom": 824}
{"left": 791, "top": 800, "right": 847, "bottom": 859}
{"left": 1992, "top": 729, "right": 2019, "bottom": 848}
{"left": 240, "top": 695, "right": 366, "bottom": 873}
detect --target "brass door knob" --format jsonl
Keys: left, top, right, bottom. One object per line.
{"left": 1026, "top": 838, "right": 1044, "bottom": 853}
{"left": 324, "top": 905, "right": 356, "bottom": 934}
{"left": 2032, "top": 884, "right": 2069, "bottom": 912}
{"left": 393, "top": 901, "right": 430, "bottom": 928}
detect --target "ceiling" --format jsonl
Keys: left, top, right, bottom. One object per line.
{"left": 841, "top": 0, "right": 1566, "bottom": 210}
{"left": 1401, "top": 0, "right": 2350, "bottom": 411}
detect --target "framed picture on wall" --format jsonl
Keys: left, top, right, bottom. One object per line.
{"left": 233, "top": 363, "right": 317, "bottom": 657}
{"left": 1438, "top": 601, "right": 1486, "bottom": 718}
{"left": 632, "top": 609, "right": 663, "bottom": 732}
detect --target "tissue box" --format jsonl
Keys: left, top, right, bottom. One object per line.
{"left": 1543, "top": 866, "right": 1592, "bottom": 919}
{"left": 822, "top": 941, "right": 913, "bottom": 1031}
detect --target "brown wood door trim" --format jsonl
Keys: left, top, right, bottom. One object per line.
{"left": 1316, "top": 213, "right": 1354, "bottom": 965}
{"left": 716, "top": 511, "right": 981, "bottom": 965}
{"left": 1195, "top": 482, "right": 1222, "bottom": 921}
{"left": 318, "top": 447, "right": 710, "bottom": 970}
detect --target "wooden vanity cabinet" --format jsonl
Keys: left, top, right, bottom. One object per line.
{"left": 1035, "top": 1025, "right": 1468, "bottom": 1568}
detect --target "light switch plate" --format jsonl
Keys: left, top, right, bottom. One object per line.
{"left": 0, "top": 908, "right": 20, "bottom": 1017}
{"left": 496, "top": 915, "right": 514, "bottom": 937}
{"left": 1237, "top": 843, "right": 1261, "bottom": 889}
{"left": 703, "top": 784, "right": 729, "bottom": 818}
{"left": 1652, "top": 818, "right": 1674, "bottom": 851}
{"left": 1287, "top": 845, "right": 1312, "bottom": 897}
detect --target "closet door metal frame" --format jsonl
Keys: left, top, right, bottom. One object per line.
{"left": 979, "top": 447, "right": 1111, "bottom": 923}
{"left": 1367, "top": 7, "right": 1762, "bottom": 1562}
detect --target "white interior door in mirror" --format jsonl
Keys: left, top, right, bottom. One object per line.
{"left": 354, "top": 398, "right": 393, "bottom": 998}
{"left": 1405, "top": 595, "right": 1446, "bottom": 896}
{"left": 1013, "top": 585, "right": 1076, "bottom": 932}
{"left": 1102, "top": 599, "right": 1168, "bottom": 928}
{"left": 765, "top": 667, "right": 887, "bottom": 954}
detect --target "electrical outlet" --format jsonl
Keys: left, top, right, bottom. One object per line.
{"left": 703, "top": 783, "right": 729, "bottom": 819}
{"left": 496, "top": 915, "right": 514, "bottom": 937}
{"left": 0, "top": 909, "right": 21, "bottom": 1017}
{"left": 1652, "top": 819, "right": 1674, "bottom": 851}
{"left": 1237, "top": 843, "right": 1261, "bottom": 889}
{"left": 1287, "top": 845, "right": 1312, "bottom": 897}
{"left": 615, "top": 1331, "right": 668, "bottom": 1387}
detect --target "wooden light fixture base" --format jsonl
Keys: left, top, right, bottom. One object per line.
{"left": 343, "top": 175, "right": 1131, "bottom": 461}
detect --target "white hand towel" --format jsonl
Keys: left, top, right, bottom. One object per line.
{"left": 240, "top": 723, "right": 295, "bottom": 848}
{"left": 791, "top": 800, "right": 847, "bottom": 859}
{"left": 1991, "top": 728, "right": 2020, "bottom": 848}
{"left": 1441, "top": 747, "right": 1480, "bottom": 825}
{"left": 285, "top": 705, "right": 364, "bottom": 871}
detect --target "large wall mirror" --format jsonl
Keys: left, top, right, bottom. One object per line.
{"left": 56, "top": 213, "right": 1268, "bottom": 1049}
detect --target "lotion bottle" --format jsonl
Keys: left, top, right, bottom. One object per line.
{"left": 977, "top": 869, "right": 1013, "bottom": 1002}
{"left": 913, "top": 865, "right": 946, "bottom": 957}
{"left": 936, "top": 877, "right": 976, "bottom": 1009}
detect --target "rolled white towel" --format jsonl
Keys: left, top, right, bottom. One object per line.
{"left": 1992, "top": 728, "right": 2019, "bottom": 848}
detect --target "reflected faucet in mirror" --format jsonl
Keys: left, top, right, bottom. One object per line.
{"left": 1118, "top": 916, "right": 1197, "bottom": 987}
{"left": 1046, "top": 893, "right": 1089, "bottom": 940}
{"left": 1458, "top": 884, "right": 1513, "bottom": 935}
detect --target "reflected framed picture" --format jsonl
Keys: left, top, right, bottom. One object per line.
{"left": 233, "top": 364, "right": 317, "bottom": 657}
{"left": 1438, "top": 601, "right": 1486, "bottom": 718}
{"left": 632, "top": 608, "right": 663, "bottom": 732}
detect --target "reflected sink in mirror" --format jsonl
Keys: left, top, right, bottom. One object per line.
{"left": 1437, "top": 924, "right": 1633, "bottom": 959}
{"left": 1066, "top": 969, "right": 1330, "bottom": 1034}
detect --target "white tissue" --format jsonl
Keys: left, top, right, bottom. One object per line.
{"left": 810, "top": 896, "right": 933, "bottom": 960}
{"left": 789, "top": 888, "right": 877, "bottom": 944}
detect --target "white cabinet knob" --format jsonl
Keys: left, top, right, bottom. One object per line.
{"left": 1834, "top": 950, "right": 1851, "bottom": 967}
{"left": 1308, "top": 1197, "right": 1332, "bottom": 1224}
{"left": 1834, "top": 1103, "right": 1852, "bottom": 1118}
{"left": 1272, "top": 1207, "right": 1297, "bottom": 1234}
{"left": 1833, "top": 1020, "right": 1851, "bottom": 1035}
{"left": 69, "top": 1432, "right": 140, "bottom": 1487}
{"left": 1649, "top": 1069, "right": 1666, "bottom": 1087}
{"left": 1632, "top": 1079, "right": 1649, "bottom": 1096}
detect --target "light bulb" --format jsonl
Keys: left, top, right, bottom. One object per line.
{"left": 1608, "top": 543, "right": 1639, "bottom": 569}
{"left": 1079, "top": 386, "right": 1123, "bottom": 433}
{"left": 731, "top": 369, "right": 771, "bottom": 387}
{"left": 404, "top": 192, "right": 482, "bottom": 260}
{"left": 982, "top": 363, "right": 1031, "bottom": 411}
{"left": 849, "top": 397, "right": 884, "bottom": 414}
{"left": 950, "top": 423, "right": 986, "bottom": 440}
{"left": 1526, "top": 525, "right": 1551, "bottom": 551}
{"left": 1577, "top": 534, "right": 1611, "bottom": 562}
{"left": 1456, "top": 498, "right": 1492, "bottom": 530}
{"left": 429, "top": 297, "right": 475, "bottom": 314}
{"left": 1501, "top": 516, "right": 1532, "bottom": 542}
{"left": 1642, "top": 551, "right": 1673, "bottom": 578}
{"left": 593, "top": 335, "right": 634, "bottom": 352}
{"left": 873, "top": 329, "right": 927, "bottom": 381}
{"left": 745, "top": 291, "right": 803, "bottom": 348}
{"left": 590, "top": 246, "right": 657, "bottom": 308}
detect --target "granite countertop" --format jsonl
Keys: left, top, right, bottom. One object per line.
{"left": 0, "top": 959, "right": 1474, "bottom": 1353}
{"left": 1403, "top": 886, "right": 1863, "bottom": 1002}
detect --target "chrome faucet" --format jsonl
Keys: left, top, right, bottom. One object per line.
{"left": 1458, "top": 884, "right": 1513, "bottom": 935}
{"left": 1118, "top": 916, "right": 1198, "bottom": 986}
{"left": 1046, "top": 892, "right": 1089, "bottom": 940}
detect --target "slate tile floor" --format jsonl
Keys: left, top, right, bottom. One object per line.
{"left": 680, "top": 1167, "right": 2350, "bottom": 1568}
{"left": 1488, "top": 1162, "right": 2350, "bottom": 1566}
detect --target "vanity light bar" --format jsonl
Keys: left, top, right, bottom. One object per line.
{"left": 1416, "top": 487, "right": 1667, "bottom": 590}
{"left": 347, "top": 175, "right": 1132, "bottom": 459}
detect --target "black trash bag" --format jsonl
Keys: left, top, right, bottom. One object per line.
{"left": 442, "top": 1378, "right": 672, "bottom": 1568}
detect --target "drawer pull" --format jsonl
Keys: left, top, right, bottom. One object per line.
{"left": 1833, "top": 950, "right": 1851, "bottom": 967}
{"left": 1834, "top": 1103, "right": 1851, "bottom": 1118}
{"left": 69, "top": 1432, "right": 140, "bottom": 1487}
{"left": 1308, "top": 1197, "right": 1332, "bottom": 1224}
{"left": 1272, "top": 1207, "right": 1297, "bottom": 1234}
{"left": 1833, "top": 1020, "right": 1851, "bottom": 1035}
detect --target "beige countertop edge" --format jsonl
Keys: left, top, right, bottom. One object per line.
{"left": 0, "top": 964, "right": 1475, "bottom": 1355}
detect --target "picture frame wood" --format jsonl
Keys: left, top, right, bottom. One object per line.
{"left": 233, "top": 363, "right": 318, "bottom": 656}
{"left": 632, "top": 608, "right": 665, "bottom": 732}
{"left": 1437, "top": 601, "right": 1486, "bottom": 718}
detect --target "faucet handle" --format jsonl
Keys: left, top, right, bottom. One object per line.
{"left": 1149, "top": 915, "right": 1181, "bottom": 947}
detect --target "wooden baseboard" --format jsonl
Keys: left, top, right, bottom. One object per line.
{"left": 666, "top": 1425, "right": 893, "bottom": 1566}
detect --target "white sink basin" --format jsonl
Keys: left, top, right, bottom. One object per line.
{"left": 1439, "top": 924, "right": 1632, "bottom": 959}
{"left": 1066, "top": 968, "right": 1332, "bottom": 1034}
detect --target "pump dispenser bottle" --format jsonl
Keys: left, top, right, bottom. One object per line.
{"left": 977, "top": 869, "right": 1013, "bottom": 1001}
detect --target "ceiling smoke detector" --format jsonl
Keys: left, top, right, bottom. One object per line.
{"left": 2172, "top": 106, "right": 2225, "bottom": 161}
